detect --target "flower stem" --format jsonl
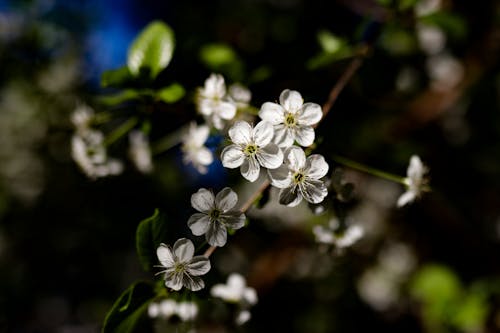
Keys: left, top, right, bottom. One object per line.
{"left": 331, "top": 154, "right": 406, "bottom": 185}
{"left": 103, "top": 116, "right": 139, "bottom": 147}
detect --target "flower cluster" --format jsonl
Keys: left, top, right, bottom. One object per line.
{"left": 313, "top": 217, "right": 364, "bottom": 249}
{"left": 148, "top": 299, "right": 198, "bottom": 322}
{"left": 397, "top": 155, "right": 428, "bottom": 207}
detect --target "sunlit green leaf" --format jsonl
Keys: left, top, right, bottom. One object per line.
{"left": 136, "top": 209, "right": 168, "bottom": 272}
{"left": 101, "top": 67, "right": 134, "bottom": 88}
{"left": 156, "top": 83, "right": 185, "bottom": 103}
{"left": 451, "top": 291, "right": 489, "bottom": 332}
{"left": 199, "top": 43, "right": 245, "bottom": 81}
{"left": 317, "top": 30, "right": 345, "bottom": 54}
{"left": 410, "top": 264, "right": 462, "bottom": 304}
{"left": 128, "top": 21, "right": 175, "bottom": 79}
{"left": 102, "top": 281, "right": 155, "bottom": 333}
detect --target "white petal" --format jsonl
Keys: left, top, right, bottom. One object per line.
{"left": 236, "top": 310, "right": 251, "bottom": 325}
{"left": 240, "top": 158, "right": 260, "bottom": 182}
{"left": 256, "top": 143, "right": 283, "bottom": 169}
{"left": 297, "top": 103, "right": 322, "bottom": 126}
{"left": 217, "top": 101, "right": 237, "bottom": 120}
{"left": 188, "top": 123, "right": 209, "bottom": 146}
{"left": 300, "top": 179, "right": 328, "bottom": 204}
{"left": 294, "top": 126, "right": 315, "bottom": 147}
{"left": 408, "top": 155, "right": 425, "bottom": 180}
{"left": 268, "top": 165, "right": 292, "bottom": 188}
{"left": 221, "top": 145, "right": 245, "bottom": 168}
{"left": 183, "top": 275, "right": 205, "bottom": 291}
{"left": 165, "top": 272, "right": 183, "bottom": 290}
{"left": 243, "top": 288, "right": 258, "bottom": 305}
{"left": 187, "top": 256, "right": 211, "bottom": 276}
{"left": 397, "top": 190, "right": 417, "bottom": 207}
{"left": 279, "top": 186, "right": 302, "bottom": 207}
{"left": 195, "top": 147, "right": 213, "bottom": 165}
{"left": 227, "top": 273, "right": 246, "bottom": 290}
{"left": 187, "top": 213, "right": 210, "bottom": 236}
{"left": 279, "top": 89, "right": 303, "bottom": 112}
{"left": 215, "top": 187, "right": 238, "bottom": 211}
{"left": 211, "top": 114, "right": 225, "bottom": 130}
{"left": 253, "top": 121, "right": 274, "bottom": 147}
{"left": 259, "top": 102, "right": 284, "bottom": 124}
{"left": 206, "top": 221, "right": 228, "bottom": 247}
{"left": 274, "top": 125, "right": 295, "bottom": 148}
{"left": 285, "top": 146, "right": 306, "bottom": 170}
{"left": 229, "top": 121, "right": 252, "bottom": 144}
{"left": 305, "top": 154, "right": 329, "bottom": 179}
{"left": 191, "top": 188, "right": 215, "bottom": 213}
{"left": 198, "top": 98, "right": 215, "bottom": 116}
{"left": 173, "top": 238, "right": 195, "bottom": 262}
{"left": 156, "top": 244, "right": 175, "bottom": 268}
{"left": 221, "top": 211, "right": 246, "bottom": 229}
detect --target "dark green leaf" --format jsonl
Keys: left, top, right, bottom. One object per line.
{"left": 102, "top": 281, "right": 156, "bottom": 333}
{"left": 128, "top": 21, "right": 175, "bottom": 79}
{"left": 156, "top": 83, "right": 185, "bottom": 103}
{"left": 136, "top": 209, "right": 168, "bottom": 272}
{"left": 101, "top": 67, "right": 134, "bottom": 88}
{"left": 99, "top": 90, "right": 142, "bottom": 106}
{"left": 419, "top": 11, "right": 467, "bottom": 41}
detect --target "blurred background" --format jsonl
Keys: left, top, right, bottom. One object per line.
{"left": 0, "top": 0, "right": 500, "bottom": 332}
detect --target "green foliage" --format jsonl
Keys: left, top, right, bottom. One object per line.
{"left": 127, "top": 21, "right": 175, "bottom": 79}
{"left": 102, "top": 281, "right": 156, "bottom": 333}
{"left": 419, "top": 11, "right": 468, "bottom": 41}
{"left": 199, "top": 43, "right": 244, "bottom": 81}
{"left": 307, "top": 30, "right": 352, "bottom": 70}
{"left": 101, "top": 67, "right": 134, "bottom": 88}
{"left": 156, "top": 83, "right": 185, "bottom": 103}
{"left": 98, "top": 90, "right": 142, "bottom": 106}
{"left": 136, "top": 209, "right": 168, "bottom": 272}
{"left": 410, "top": 264, "right": 490, "bottom": 333}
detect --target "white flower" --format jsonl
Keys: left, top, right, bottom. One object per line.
{"left": 313, "top": 218, "right": 364, "bottom": 248}
{"left": 197, "top": 73, "right": 237, "bottom": 130}
{"left": 268, "top": 146, "right": 329, "bottom": 207}
{"left": 235, "top": 310, "right": 252, "bottom": 325}
{"left": 221, "top": 120, "right": 283, "bottom": 182}
{"left": 416, "top": 24, "right": 446, "bottom": 55}
{"left": 259, "top": 89, "right": 322, "bottom": 147}
{"left": 148, "top": 299, "right": 198, "bottom": 322}
{"left": 128, "top": 130, "right": 153, "bottom": 173}
{"left": 188, "top": 187, "right": 246, "bottom": 247}
{"left": 71, "top": 103, "right": 94, "bottom": 133}
{"left": 228, "top": 83, "right": 251, "bottom": 109}
{"left": 397, "top": 155, "right": 428, "bottom": 207}
{"left": 156, "top": 238, "right": 211, "bottom": 291}
{"left": 181, "top": 122, "right": 213, "bottom": 174}
{"left": 210, "top": 273, "right": 258, "bottom": 305}
{"left": 71, "top": 130, "right": 123, "bottom": 179}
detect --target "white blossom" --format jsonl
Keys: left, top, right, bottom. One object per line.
{"left": 228, "top": 83, "right": 252, "bottom": 109}
{"left": 221, "top": 120, "right": 283, "bottom": 182}
{"left": 128, "top": 130, "right": 153, "bottom": 173}
{"left": 71, "top": 103, "right": 94, "bottom": 133}
{"left": 416, "top": 24, "right": 446, "bottom": 55}
{"left": 188, "top": 187, "right": 246, "bottom": 247}
{"left": 210, "top": 273, "right": 258, "bottom": 305}
{"left": 156, "top": 238, "right": 211, "bottom": 291}
{"left": 148, "top": 299, "right": 198, "bottom": 322}
{"left": 197, "top": 73, "right": 237, "bottom": 130}
{"left": 235, "top": 310, "right": 252, "bottom": 325}
{"left": 313, "top": 218, "right": 364, "bottom": 248}
{"left": 181, "top": 122, "right": 213, "bottom": 174}
{"left": 259, "top": 89, "right": 322, "bottom": 147}
{"left": 268, "top": 146, "right": 329, "bottom": 207}
{"left": 397, "top": 155, "right": 428, "bottom": 207}
{"left": 71, "top": 130, "right": 123, "bottom": 179}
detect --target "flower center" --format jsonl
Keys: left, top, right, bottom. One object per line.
{"left": 209, "top": 209, "right": 221, "bottom": 220}
{"left": 284, "top": 113, "right": 297, "bottom": 127}
{"left": 174, "top": 262, "right": 186, "bottom": 273}
{"left": 293, "top": 171, "right": 305, "bottom": 184}
{"left": 243, "top": 143, "right": 258, "bottom": 157}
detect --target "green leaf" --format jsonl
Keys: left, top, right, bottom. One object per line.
{"left": 410, "top": 264, "right": 462, "bottom": 304}
{"left": 99, "top": 90, "right": 142, "bottom": 106}
{"left": 136, "top": 209, "right": 168, "bottom": 272}
{"left": 101, "top": 67, "right": 134, "bottom": 88}
{"left": 156, "top": 83, "right": 185, "bottom": 103}
{"left": 419, "top": 11, "right": 467, "bottom": 41}
{"left": 128, "top": 21, "right": 175, "bottom": 79}
{"left": 317, "top": 30, "right": 345, "bottom": 54}
{"left": 102, "top": 281, "right": 156, "bottom": 333}
{"left": 451, "top": 292, "right": 489, "bottom": 332}
{"left": 199, "top": 43, "right": 245, "bottom": 81}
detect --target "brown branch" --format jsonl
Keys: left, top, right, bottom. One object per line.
{"left": 204, "top": 50, "right": 368, "bottom": 258}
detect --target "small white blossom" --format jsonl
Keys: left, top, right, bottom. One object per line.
{"left": 211, "top": 273, "right": 258, "bottom": 305}
{"left": 228, "top": 83, "right": 251, "bottom": 109}
{"left": 156, "top": 238, "right": 211, "bottom": 291}
{"left": 181, "top": 122, "right": 214, "bottom": 174}
{"left": 188, "top": 187, "right": 246, "bottom": 247}
{"left": 128, "top": 130, "right": 153, "bottom": 173}
{"left": 416, "top": 24, "right": 446, "bottom": 55}
{"left": 197, "top": 73, "right": 237, "bottom": 130}
{"left": 148, "top": 299, "right": 198, "bottom": 322}
{"left": 259, "top": 89, "right": 322, "bottom": 147}
{"left": 397, "top": 155, "right": 428, "bottom": 207}
{"left": 211, "top": 273, "right": 258, "bottom": 326}
{"left": 71, "top": 130, "right": 123, "bottom": 179}
{"left": 71, "top": 103, "right": 94, "bottom": 134}
{"left": 313, "top": 218, "right": 364, "bottom": 248}
{"left": 221, "top": 120, "right": 283, "bottom": 182}
{"left": 268, "top": 146, "right": 329, "bottom": 207}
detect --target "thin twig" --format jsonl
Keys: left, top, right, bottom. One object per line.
{"left": 204, "top": 51, "right": 368, "bottom": 258}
